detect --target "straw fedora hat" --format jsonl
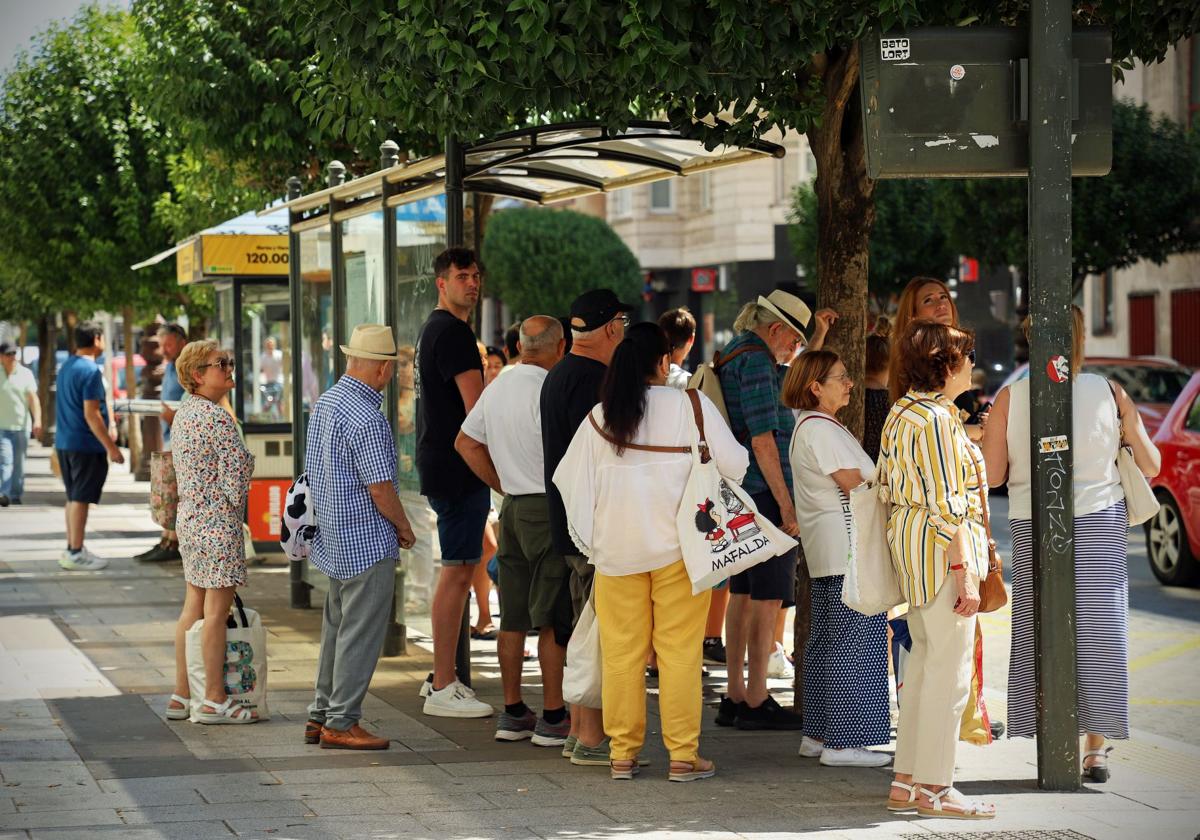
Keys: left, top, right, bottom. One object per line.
{"left": 340, "top": 324, "right": 400, "bottom": 361}
{"left": 757, "top": 290, "right": 812, "bottom": 336}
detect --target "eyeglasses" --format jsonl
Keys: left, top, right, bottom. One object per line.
{"left": 610, "top": 314, "right": 630, "bottom": 329}
{"left": 823, "top": 373, "right": 853, "bottom": 384}
{"left": 966, "top": 349, "right": 976, "bottom": 365}
{"left": 199, "top": 356, "right": 235, "bottom": 372}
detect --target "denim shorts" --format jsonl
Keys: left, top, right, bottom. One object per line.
{"left": 427, "top": 485, "right": 491, "bottom": 566}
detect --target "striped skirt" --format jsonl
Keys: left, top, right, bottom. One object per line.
{"left": 1008, "top": 500, "right": 1130, "bottom": 739}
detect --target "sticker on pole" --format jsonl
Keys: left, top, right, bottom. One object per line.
{"left": 1046, "top": 355, "right": 1069, "bottom": 383}
{"left": 1039, "top": 435, "right": 1070, "bottom": 453}
{"left": 950, "top": 64, "right": 966, "bottom": 81}
{"left": 880, "top": 38, "right": 910, "bottom": 61}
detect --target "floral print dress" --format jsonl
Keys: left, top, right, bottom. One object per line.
{"left": 172, "top": 396, "right": 255, "bottom": 588}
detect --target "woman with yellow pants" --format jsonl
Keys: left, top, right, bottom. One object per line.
{"left": 555, "top": 323, "right": 748, "bottom": 781}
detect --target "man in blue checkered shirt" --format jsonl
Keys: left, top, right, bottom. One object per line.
{"left": 303, "top": 325, "right": 416, "bottom": 751}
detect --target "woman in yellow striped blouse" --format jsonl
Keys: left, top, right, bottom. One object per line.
{"left": 882, "top": 320, "right": 996, "bottom": 820}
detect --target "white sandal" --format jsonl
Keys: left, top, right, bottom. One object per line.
{"left": 916, "top": 786, "right": 996, "bottom": 820}
{"left": 165, "top": 693, "right": 190, "bottom": 721}
{"left": 1083, "top": 746, "right": 1113, "bottom": 783}
{"left": 195, "top": 697, "right": 258, "bottom": 725}
{"left": 886, "top": 780, "right": 917, "bottom": 811}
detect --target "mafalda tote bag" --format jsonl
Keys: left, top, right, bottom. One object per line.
{"left": 676, "top": 391, "right": 798, "bottom": 595}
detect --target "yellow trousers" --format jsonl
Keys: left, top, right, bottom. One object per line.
{"left": 594, "top": 559, "right": 711, "bottom": 762}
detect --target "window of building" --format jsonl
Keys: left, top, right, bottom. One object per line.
{"left": 609, "top": 188, "right": 632, "bottom": 219}
{"left": 649, "top": 180, "right": 675, "bottom": 214}
{"left": 1191, "top": 38, "right": 1200, "bottom": 130}
{"left": 698, "top": 172, "right": 712, "bottom": 211}
{"left": 1090, "top": 268, "right": 1114, "bottom": 335}
{"left": 774, "top": 156, "right": 789, "bottom": 203}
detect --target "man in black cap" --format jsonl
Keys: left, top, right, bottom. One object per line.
{"left": 540, "top": 288, "right": 633, "bottom": 766}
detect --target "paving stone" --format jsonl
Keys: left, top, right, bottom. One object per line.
{"left": 303, "top": 791, "right": 491, "bottom": 816}
{"left": 269, "top": 765, "right": 452, "bottom": 785}
{"left": 12, "top": 788, "right": 204, "bottom": 812}
{"left": 413, "top": 805, "right": 613, "bottom": 831}
{"left": 119, "top": 799, "right": 314, "bottom": 824}
{"left": 0, "top": 808, "right": 123, "bottom": 829}
{"left": 372, "top": 773, "right": 562, "bottom": 797}
{"left": 195, "top": 781, "right": 375, "bottom": 804}
{"left": 440, "top": 758, "right": 576, "bottom": 777}
{"left": 0, "top": 761, "right": 96, "bottom": 789}
{"left": 0, "top": 742, "right": 78, "bottom": 762}
{"left": 225, "top": 814, "right": 426, "bottom": 838}
{"left": 28, "top": 822, "right": 235, "bottom": 840}
{"left": 98, "top": 771, "right": 278, "bottom": 796}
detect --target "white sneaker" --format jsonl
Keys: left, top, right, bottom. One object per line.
{"left": 422, "top": 680, "right": 493, "bottom": 718}
{"left": 59, "top": 549, "right": 108, "bottom": 571}
{"left": 819, "top": 747, "right": 893, "bottom": 768}
{"left": 766, "top": 642, "right": 794, "bottom": 679}
{"left": 419, "top": 673, "right": 477, "bottom": 699}
{"left": 799, "top": 736, "right": 824, "bottom": 758}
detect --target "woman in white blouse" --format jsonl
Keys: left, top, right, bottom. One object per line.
{"left": 782, "top": 350, "right": 892, "bottom": 768}
{"left": 555, "top": 323, "right": 748, "bottom": 783}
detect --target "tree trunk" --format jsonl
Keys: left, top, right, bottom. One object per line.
{"left": 122, "top": 308, "right": 142, "bottom": 477}
{"left": 63, "top": 311, "right": 77, "bottom": 353}
{"left": 806, "top": 47, "right": 877, "bottom": 440}
{"left": 37, "top": 315, "right": 56, "bottom": 447}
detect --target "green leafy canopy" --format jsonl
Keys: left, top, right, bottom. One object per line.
{"left": 481, "top": 207, "right": 642, "bottom": 318}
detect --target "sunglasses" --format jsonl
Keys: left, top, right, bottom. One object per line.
{"left": 199, "top": 356, "right": 235, "bottom": 372}
{"left": 967, "top": 349, "right": 976, "bottom": 365}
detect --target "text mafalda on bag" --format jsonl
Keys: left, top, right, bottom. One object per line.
{"left": 692, "top": 481, "right": 773, "bottom": 571}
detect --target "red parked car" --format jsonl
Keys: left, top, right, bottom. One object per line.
{"left": 1146, "top": 371, "right": 1200, "bottom": 586}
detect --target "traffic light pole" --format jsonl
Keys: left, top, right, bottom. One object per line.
{"left": 1028, "top": 0, "right": 1081, "bottom": 791}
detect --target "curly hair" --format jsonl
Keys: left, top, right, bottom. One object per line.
{"left": 175, "top": 339, "right": 221, "bottom": 394}
{"left": 896, "top": 320, "right": 974, "bottom": 394}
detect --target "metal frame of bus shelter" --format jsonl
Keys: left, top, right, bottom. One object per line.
{"left": 275, "top": 121, "right": 785, "bottom": 674}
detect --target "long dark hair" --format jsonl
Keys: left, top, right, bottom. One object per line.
{"left": 600, "top": 322, "right": 669, "bottom": 455}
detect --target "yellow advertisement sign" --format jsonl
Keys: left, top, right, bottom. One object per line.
{"left": 175, "top": 239, "right": 199, "bottom": 285}
{"left": 198, "top": 234, "right": 290, "bottom": 277}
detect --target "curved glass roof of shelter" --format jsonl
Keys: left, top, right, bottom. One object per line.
{"left": 277, "top": 120, "right": 785, "bottom": 222}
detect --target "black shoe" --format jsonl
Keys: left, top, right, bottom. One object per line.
{"left": 0, "top": 495, "right": 9, "bottom": 508}
{"left": 161, "top": 545, "right": 182, "bottom": 561}
{"left": 735, "top": 696, "right": 803, "bottom": 731}
{"left": 990, "top": 719, "right": 1005, "bottom": 739}
{"left": 714, "top": 696, "right": 739, "bottom": 727}
{"left": 134, "top": 543, "right": 166, "bottom": 561}
{"left": 646, "top": 666, "right": 659, "bottom": 679}
{"left": 10, "top": 498, "right": 21, "bottom": 505}
{"left": 703, "top": 637, "right": 726, "bottom": 664}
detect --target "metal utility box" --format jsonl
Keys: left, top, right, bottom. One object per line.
{"left": 859, "top": 27, "right": 1112, "bottom": 178}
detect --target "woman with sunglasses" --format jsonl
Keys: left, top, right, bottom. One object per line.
{"left": 165, "top": 340, "right": 259, "bottom": 724}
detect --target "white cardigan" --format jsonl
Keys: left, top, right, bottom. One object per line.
{"left": 553, "top": 387, "right": 749, "bottom": 576}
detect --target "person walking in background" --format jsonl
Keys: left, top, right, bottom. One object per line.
{"left": 165, "top": 340, "right": 259, "bottom": 725}
{"left": 862, "top": 319, "right": 891, "bottom": 463}
{"left": 659, "top": 307, "right": 696, "bottom": 390}
{"left": 541, "top": 287, "right": 633, "bottom": 765}
{"left": 416, "top": 248, "right": 494, "bottom": 718}
{"left": 883, "top": 320, "right": 995, "bottom": 820}
{"left": 714, "top": 290, "right": 808, "bottom": 731}
{"left": 455, "top": 316, "right": 569, "bottom": 747}
{"left": 982, "top": 306, "right": 1159, "bottom": 783}
{"left": 55, "top": 322, "right": 122, "bottom": 571}
{"left": 0, "top": 341, "right": 41, "bottom": 507}
{"left": 783, "top": 350, "right": 892, "bottom": 768}
{"left": 137, "top": 323, "right": 188, "bottom": 562}
{"left": 483, "top": 345, "right": 506, "bottom": 386}
{"left": 304, "top": 325, "right": 417, "bottom": 748}
{"left": 555, "top": 323, "right": 748, "bottom": 781}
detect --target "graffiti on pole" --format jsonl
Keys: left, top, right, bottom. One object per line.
{"left": 1040, "top": 449, "right": 1073, "bottom": 554}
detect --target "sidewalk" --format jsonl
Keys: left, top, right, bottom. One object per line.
{"left": 1, "top": 445, "right": 1198, "bottom": 839}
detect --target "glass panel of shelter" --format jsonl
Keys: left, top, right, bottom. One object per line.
{"left": 213, "top": 282, "right": 237, "bottom": 412}
{"left": 239, "top": 283, "right": 291, "bottom": 425}
{"left": 298, "top": 226, "right": 334, "bottom": 446}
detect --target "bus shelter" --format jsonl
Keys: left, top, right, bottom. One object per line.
{"left": 133, "top": 207, "right": 295, "bottom": 552}
{"left": 276, "top": 121, "right": 785, "bottom": 656}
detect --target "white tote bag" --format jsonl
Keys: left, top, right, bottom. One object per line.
{"left": 562, "top": 594, "right": 602, "bottom": 708}
{"left": 844, "top": 459, "right": 904, "bottom": 616}
{"left": 186, "top": 594, "right": 270, "bottom": 721}
{"left": 1118, "top": 445, "right": 1159, "bottom": 526}
{"left": 675, "top": 392, "right": 798, "bottom": 595}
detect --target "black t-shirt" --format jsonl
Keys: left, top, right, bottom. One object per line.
{"left": 415, "top": 309, "right": 485, "bottom": 498}
{"left": 541, "top": 353, "right": 608, "bottom": 556}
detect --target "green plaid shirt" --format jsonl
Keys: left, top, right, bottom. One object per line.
{"left": 718, "top": 332, "right": 792, "bottom": 496}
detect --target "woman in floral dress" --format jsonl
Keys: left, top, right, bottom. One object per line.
{"left": 164, "top": 339, "right": 258, "bottom": 724}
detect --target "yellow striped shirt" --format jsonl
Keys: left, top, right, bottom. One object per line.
{"left": 881, "top": 391, "right": 990, "bottom": 607}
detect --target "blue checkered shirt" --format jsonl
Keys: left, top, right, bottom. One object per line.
{"left": 305, "top": 374, "right": 398, "bottom": 580}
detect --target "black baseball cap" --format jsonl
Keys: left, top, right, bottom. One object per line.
{"left": 569, "top": 289, "right": 636, "bottom": 332}
{"left": 0, "top": 342, "right": 15, "bottom": 356}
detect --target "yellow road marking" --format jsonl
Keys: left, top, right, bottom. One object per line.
{"left": 1129, "top": 697, "right": 1200, "bottom": 707}
{"left": 1128, "top": 636, "right": 1200, "bottom": 672}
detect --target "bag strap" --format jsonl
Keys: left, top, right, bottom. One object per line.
{"left": 232, "top": 593, "right": 249, "bottom": 628}
{"left": 683, "top": 389, "right": 712, "bottom": 464}
{"left": 712, "top": 344, "right": 769, "bottom": 371}
{"left": 587, "top": 405, "right": 711, "bottom": 463}
{"left": 1105, "top": 379, "right": 1127, "bottom": 447}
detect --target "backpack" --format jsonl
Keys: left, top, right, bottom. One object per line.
{"left": 686, "top": 345, "right": 771, "bottom": 425}
{"left": 280, "top": 472, "right": 317, "bottom": 561}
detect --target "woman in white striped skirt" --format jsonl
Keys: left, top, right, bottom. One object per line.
{"left": 982, "top": 306, "right": 1160, "bottom": 782}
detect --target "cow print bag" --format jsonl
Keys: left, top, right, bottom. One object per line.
{"left": 280, "top": 472, "right": 318, "bottom": 561}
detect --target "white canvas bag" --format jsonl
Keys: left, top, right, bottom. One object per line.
{"left": 675, "top": 391, "right": 798, "bottom": 595}
{"left": 186, "top": 594, "right": 270, "bottom": 721}
{"left": 845, "top": 456, "right": 905, "bottom": 615}
{"left": 562, "top": 592, "right": 602, "bottom": 708}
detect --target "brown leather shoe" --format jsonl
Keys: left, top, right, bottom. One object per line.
{"left": 304, "top": 720, "right": 322, "bottom": 744}
{"left": 319, "top": 724, "right": 389, "bottom": 750}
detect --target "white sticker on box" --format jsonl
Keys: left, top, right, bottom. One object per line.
{"left": 880, "top": 38, "right": 910, "bottom": 61}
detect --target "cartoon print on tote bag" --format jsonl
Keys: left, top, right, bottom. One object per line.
{"left": 695, "top": 481, "right": 764, "bottom": 553}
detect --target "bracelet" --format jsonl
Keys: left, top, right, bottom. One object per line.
{"left": 949, "top": 563, "right": 966, "bottom": 571}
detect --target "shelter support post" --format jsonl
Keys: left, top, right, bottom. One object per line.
{"left": 286, "top": 175, "right": 312, "bottom": 610}
{"left": 1028, "top": 0, "right": 1081, "bottom": 791}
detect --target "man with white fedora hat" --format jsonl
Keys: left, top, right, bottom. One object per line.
{"left": 711, "top": 289, "right": 836, "bottom": 732}
{"left": 304, "top": 323, "right": 417, "bottom": 750}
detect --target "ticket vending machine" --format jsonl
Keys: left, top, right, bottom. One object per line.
{"left": 174, "top": 209, "right": 295, "bottom": 553}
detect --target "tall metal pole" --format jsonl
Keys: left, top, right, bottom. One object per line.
{"left": 1028, "top": 0, "right": 1081, "bottom": 791}
{"left": 327, "top": 161, "right": 348, "bottom": 382}
{"left": 285, "top": 175, "right": 311, "bottom": 610}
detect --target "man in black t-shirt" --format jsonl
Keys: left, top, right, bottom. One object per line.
{"left": 540, "top": 288, "right": 632, "bottom": 764}
{"left": 415, "top": 247, "right": 494, "bottom": 719}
